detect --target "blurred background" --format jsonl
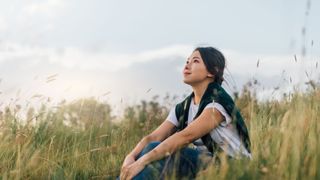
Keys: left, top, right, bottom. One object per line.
{"left": 0, "top": 1, "right": 319, "bottom": 179}
{"left": 0, "top": 0, "right": 319, "bottom": 117}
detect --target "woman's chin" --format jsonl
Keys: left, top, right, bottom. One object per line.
{"left": 183, "top": 79, "right": 192, "bottom": 85}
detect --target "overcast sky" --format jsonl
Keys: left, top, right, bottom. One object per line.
{"left": 0, "top": 0, "right": 319, "bottom": 116}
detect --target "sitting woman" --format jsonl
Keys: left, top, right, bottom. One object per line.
{"left": 118, "top": 47, "right": 252, "bottom": 180}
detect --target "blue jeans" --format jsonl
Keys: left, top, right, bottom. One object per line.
{"left": 117, "top": 141, "right": 213, "bottom": 180}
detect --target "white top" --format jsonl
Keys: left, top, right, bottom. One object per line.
{"left": 166, "top": 97, "right": 252, "bottom": 158}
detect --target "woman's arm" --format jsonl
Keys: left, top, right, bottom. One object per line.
{"left": 137, "top": 107, "right": 223, "bottom": 166}
{"left": 120, "top": 117, "right": 177, "bottom": 178}
{"left": 127, "top": 120, "right": 177, "bottom": 159}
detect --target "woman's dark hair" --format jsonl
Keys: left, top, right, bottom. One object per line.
{"left": 194, "top": 47, "right": 226, "bottom": 85}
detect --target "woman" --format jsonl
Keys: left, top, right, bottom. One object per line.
{"left": 118, "top": 47, "right": 251, "bottom": 180}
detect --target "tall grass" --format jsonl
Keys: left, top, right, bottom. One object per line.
{"left": 0, "top": 84, "right": 319, "bottom": 179}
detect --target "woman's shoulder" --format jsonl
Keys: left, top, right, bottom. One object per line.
{"left": 204, "top": 101, "right": 233, "bottom": 126}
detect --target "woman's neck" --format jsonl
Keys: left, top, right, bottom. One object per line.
{"left": 191, "top": 81, "right": 212, "bottom": 105}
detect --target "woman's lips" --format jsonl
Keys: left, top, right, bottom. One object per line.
{"left": 183, "top": 72, "right": 191, "bottom": 76}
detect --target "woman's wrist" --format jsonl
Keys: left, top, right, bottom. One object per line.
{"left": 127, "top": 153, "right": 136, "bottom": 159}
{"left": 136, "top": 149, "right": 160, "bottom": 166}
{"left": 127, "top": 135, "right": 152, "bottom": 159}
{"left": 136, "top": 154, "right": 150, "bottom": 166}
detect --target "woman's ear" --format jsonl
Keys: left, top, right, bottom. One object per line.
{"left": 207, "top": 73, "right": 214, "bottom": 78}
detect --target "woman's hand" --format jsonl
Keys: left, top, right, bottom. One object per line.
{"left": 121, "top": 155, "right": 136, "bottom": 169}
{"left": 120, "top": 159, "right": 146, "bottom": 180}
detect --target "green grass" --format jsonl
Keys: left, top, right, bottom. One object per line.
{"left": 0, "top": 87, "right": 319, "bottom": 179}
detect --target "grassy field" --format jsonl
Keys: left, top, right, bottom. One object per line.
{"left": 0, "top": 84, "right": 319, "bottom": 179}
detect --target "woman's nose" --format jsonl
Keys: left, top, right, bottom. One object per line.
{"left": 184, "top": 62, "right": 190, "bottom": 69}
{"left": 184, "top": 64, "right": 189, "bottom": 70}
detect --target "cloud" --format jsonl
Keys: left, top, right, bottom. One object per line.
{"left": 1, "top": 41, "right": 318, "bottom": 82}
{"left": 0, "top": 42, "right": 193, "bottom": 72}
{"left": 50, "top": 44, "right": 193, "bottom": 71}
{"left": 223, "top": 49, "right": 319, "bottom": 85}
{"left": 0, "top": 41, "right": 318, "bottom": 112}
{"left": 23, "top": 0, "right": 66, "bottom": 17}
{"left": 0, "top": 42, "right": 193, "bottom": 107}
{"left": 0, "top": 16, "right": 7, "bottom": 32}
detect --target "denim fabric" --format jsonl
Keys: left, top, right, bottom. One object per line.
{"left": 117, "top": 141, "right": 213, "bottom": 180}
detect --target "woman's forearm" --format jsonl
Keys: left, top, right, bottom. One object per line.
{"left": 137, "top": 131, "right": 190, "bottom": 166}
{"left": 127, "top": 135, "right": 155, "bottom": 158}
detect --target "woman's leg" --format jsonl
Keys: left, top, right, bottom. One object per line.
{"left": 117, "top": 141, "right": 164, "bottom": 180}
{"left": 132, "top": 141, "right": 163, "bottom": 179}
{"left": 162, "top": 147, "right": 213, "bottom": 179}
{"left": 117, "top": 142, "right": 213, "bottom": 180}
{"left": 134, "top": 143, "right": 213, "bottom": 179}
{"left": 135, "top": 141, "right": 161, "bottom": 160}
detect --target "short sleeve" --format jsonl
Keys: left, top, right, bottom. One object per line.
{"left": 165, "top": 106, "right": 179, "bottom": 127}
{"left": 204, "top": 102, "right": 232, "bottom": 126}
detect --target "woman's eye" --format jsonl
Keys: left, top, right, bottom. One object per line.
{"left": 194, "top": 60, "right": 199, "bottom": 63}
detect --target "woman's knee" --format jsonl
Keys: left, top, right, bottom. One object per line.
{"left": 136, "top": 141, "right": 161, "bottom": 159}
{"left": 143, "top": 141, "right": 161, "bottom": 152}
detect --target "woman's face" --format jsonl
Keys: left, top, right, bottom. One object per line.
{"left": 183, "top": 50, "right": 212, "bottom": 85}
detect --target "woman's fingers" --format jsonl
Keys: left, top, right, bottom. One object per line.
{"left": 120, "top": 161, "right": 130, "bottom": 179}
{"left": 121, "top": 165, "right": 134, "bottom": 180}
{"left": 120, "top": 167, "right": 128, "bottom": 180}
{"left": 120, "top": 173, "right": 126, "bottom": 180}
{"left": 122, "top": 155, "right": 136, "bottom": 169}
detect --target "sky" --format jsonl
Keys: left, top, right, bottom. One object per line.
{"left": 0, "top": 0, "right": 319, "bottom": 116}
